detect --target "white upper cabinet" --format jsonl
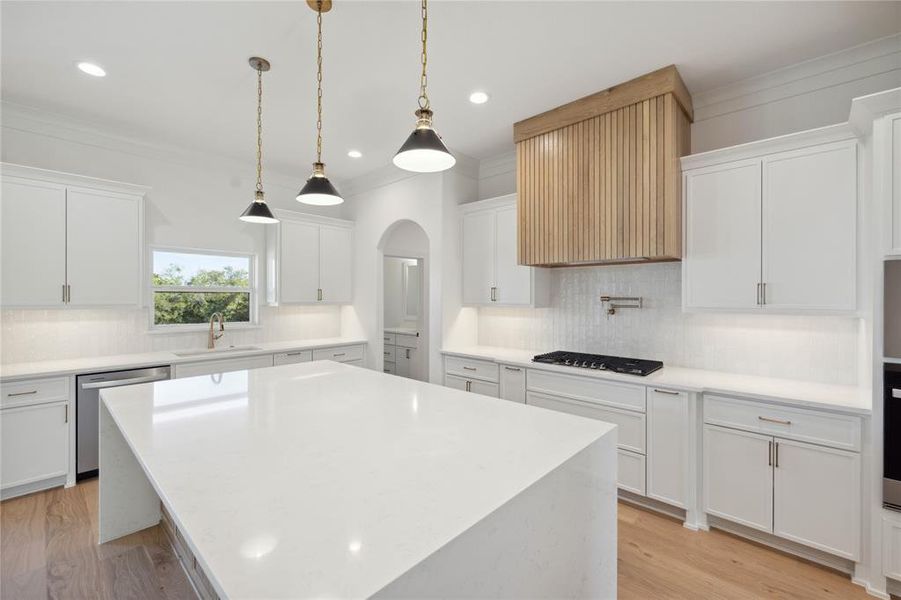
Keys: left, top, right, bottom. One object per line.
{"left": 267, "top": 210, "right": 353, "bottom": 305}
{"left": 762, "top": 142, "right": 856, "bottom": 311}
{"left": 683, "top": 161, "right": 761, "bottom": 310}
{"left": 0, "top": 165, "right": 146, "bottom": 308}
{"left": 682, "top": 127, "right": 858, "bottom": 313}
{"left": 66, "top": 187, "right": 142, "bottom": 306}
{"left": 1, "top": 177, "right": 67, "bottom": 307}
{"left": 461, "top": 194, "right": 548, "bottom": 307}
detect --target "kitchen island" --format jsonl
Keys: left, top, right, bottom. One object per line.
{"left": 98, "top": 360, "right": 617, "bottom": 599}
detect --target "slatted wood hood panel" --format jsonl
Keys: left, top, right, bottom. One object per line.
{"left": 514, "top": 66, "right": 692, "bottom": 266}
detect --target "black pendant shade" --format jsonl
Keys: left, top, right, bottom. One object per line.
{"left": 393, "top": 110, "right": 456, "bottom": 173}
{"left": 296, "top": 164, "right": 343, "bottom": 206}
{"left": 240, "top": 191, "right": 278, "bottom": 224}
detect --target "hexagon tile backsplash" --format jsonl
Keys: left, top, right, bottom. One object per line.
{"left": 477, "top": 263, "right": 861, "bottom": 385}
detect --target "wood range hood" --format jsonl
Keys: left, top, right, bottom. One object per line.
{"left": 514, "top": 65, "right": 693, "bottom": 267}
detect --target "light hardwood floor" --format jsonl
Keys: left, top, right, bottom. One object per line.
{"left": 0, "top": 480, "right": 881, "bottom": 599}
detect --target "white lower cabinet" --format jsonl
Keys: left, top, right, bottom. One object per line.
{"left": 703, "top": 425, "right": 774, "bottom": 532}
{"left": 175, "top": 355, "right": 275, "bottom": 379}
{"left": 395, "top": 346, "right": 413, "bottom": 378}
{"left": 498, "top": 364, "right": 526, "bottom": 403}
{"left": 273, "top": 350, "right": 312, "bottom": 366}
{"left": 703, "top": 396, "right": 862, "bottom": 560}
{"left": 647, "top": 388, "right": 689, "bottom": 508}
{"left": 772, "top": 438, "right": 860, "bottom": 559}
{"left": 445, "top": 374, "right": 499, "bottom": 398}
{"left": 884, "top": 516, "right": 901, "bottom": 580}
{"left": 1, "top": 401, "right": 69, "bottom": 494}
{"left": 313, "top": 345, "right": 364, "bottom": 363}
{"left": 617, "top": 449, "right": 647, "bottom": 496}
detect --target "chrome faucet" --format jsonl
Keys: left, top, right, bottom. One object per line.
{"left": 208, "top": 312, "right": 225, "bottom": 349}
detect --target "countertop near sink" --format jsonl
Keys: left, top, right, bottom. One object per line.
{"left": 0, "top": 337, "right": 367, "bottom": 382}
{"left": 441, "top": 346, "right": 872, "bottom": 416}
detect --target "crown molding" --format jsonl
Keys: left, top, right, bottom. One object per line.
{"left": 693, "top": 33, "right": 901, "bottom": 122}
{"left": 0, "top": 101, "right": 312, "bottom": 192}
{"left": 1, "top": 161, "right": 151, "bottom": 195}
{"left": 271, "top": 208, "right": 354, "bottom": 228}
{"left": 848, "top": 87, "right": 901, "bottom": 136}
{"left": 681, "top": 122, "right": 855, "bottom": 171}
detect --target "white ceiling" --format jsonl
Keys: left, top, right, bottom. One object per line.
{"left": 2, "top": 1, "right": 899, "bottom": 182}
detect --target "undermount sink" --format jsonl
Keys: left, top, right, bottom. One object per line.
{"left": 174, "top": 345, "right": 262, "bottom": 358}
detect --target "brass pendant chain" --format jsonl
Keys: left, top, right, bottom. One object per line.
{"left": 418, "top": 0, "right": 429, "bottom": 110}
{"left": 255, "top": 65, "right": 264, "bottom": 195}
{"left": 316, "top": 2, "right": 324, "bottom": 164}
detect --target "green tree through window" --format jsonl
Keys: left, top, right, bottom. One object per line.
{"left": 152, "top": 251, "right": 252, "bottom": 326}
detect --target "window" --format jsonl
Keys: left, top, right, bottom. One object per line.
{"left": 151, "top": 249, "right": 254, "bottom": 327}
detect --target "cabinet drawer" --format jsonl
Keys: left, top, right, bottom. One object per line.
{"left": 272, "top": 350, "right": 313, "bottom": 366}
{"left": 1, "top": 377, "right": 69, "bottom": 409}
{"left": 527, "top": 391, "right": 646, "bottom": 453}
{"left": 383, "top": 345, "right": 396, "bottom": 362}
{"left": 884, "top": 516, "right": 901, "bottom": 581}
{"left": 383, "top": 362, "right": 396, "bottom": 375}
{"left": 444, "top": 356, "right": 498, "bottom": 383}
{"left": 445, "top": 374, "right": 499, "bottom": 398}
{"left": 527, "top": 369, "right": 646, "bottom": 412}
{"left": 618, "top": 449, "right": 646, "bottom": 496}
{"left": 396, "top": 333, "right": 419, "bottom": 349}
{"left": 313, "top": 345, "right": 364, "bottom": 363}
{"left": 499, "top": 364, "right": 526, "bottom": 403}
{"left": 175, "top": 355, "right": 273, "bottom": 379}
{"left": 704, "top": 395, "right": 861, "bottom": 452}
{"left": 383, "top": 332, "right": 396, "bottom": 346}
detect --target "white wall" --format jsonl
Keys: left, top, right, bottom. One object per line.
{"left": 340, "top": 165, "right": 477, "bottom": 383}
{"left": 0, "top": 104, "right": 344, "bottom": 363}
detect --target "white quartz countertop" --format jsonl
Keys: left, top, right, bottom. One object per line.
{"left": 100, "top": 361, "right": 615, "bottom": 599}
{"left": 0, "top": 337, "right": 367, "bottom": 382}
{"left": 441, "top": 346, "right": 872, "bottom": 415}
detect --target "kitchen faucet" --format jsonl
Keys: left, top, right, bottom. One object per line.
{"left": 208, "top": 312, "right": 225, "bottom": 349}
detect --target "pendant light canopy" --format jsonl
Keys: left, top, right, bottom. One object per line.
{"left": 393, "top": 0, "right": 455, "bottom": 173}
{"left": 297, "top": 0, "right": 343, "bottom": 206}
{"left": 240, "top": 57, "right": 279, "bottom": 224}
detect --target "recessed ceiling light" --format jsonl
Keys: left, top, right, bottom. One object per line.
{"left": 77, "top": 62, "right": 106, "bottom": 77}
{"left": 347, "top": 150, "right": 362, "bottom": 158}
{"left": 469, "top": 91, "right": 489, "bottom": 104}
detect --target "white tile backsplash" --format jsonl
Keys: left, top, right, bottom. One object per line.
{"left": 1, "top": 305, "right": 342, "bottom": 364}
{"left": 478, "top": 263, "right": 861, "bottom": 385}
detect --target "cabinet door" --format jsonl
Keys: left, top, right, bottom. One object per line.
{"left": 891, "top": 115, "right": 901, "bottom": 254}
{"left": 498, "top": 364, "right": 526, "bottom": 403}
{"left": 647, "top": 388, "right": 688, "bottom": 508}
{"left": 174, "top": 355, "right": 274, "bottom": 378}
{"left": 462, "top": 210, "right": 496, "bottom": 305}
{"left": 272, "top": 350, "right": 312, "bottom": 366}
{"left": 683, "top": 162, "right": 761, "bottom": 309}
{"left": 318, "top": 225, "right": 353, "bottom": 303}
{"left": 494, "top": 205, "right": 532, "bottom": 305}
{"left": 0, "top": 177, "right": 67, "bottom": 307}
{"left": 773, "top": 438, "right": 860, "bottom": 559}
{"left": 395, "top": 346, "right": 412, "bottom": 378}
{"left": 1, "top": 402, "right": 68, "bottom": 489}
{"left": 279, "top": 221, "right": 320, "bottom": 303}
{"left": 762, "top": 142, "right": 857, "bottom": 311}
{"left": 66, "top": 188, "right": 142, "bottom": 306}
{"left": 445, "top": 374, "right": 498, "bottom": 398}
{"left": 703, "top": 425, "right": 773, "bottom": 533}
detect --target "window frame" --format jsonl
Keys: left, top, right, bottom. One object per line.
{"left": 148, "top": 245, "right": 259, "bottom": 332}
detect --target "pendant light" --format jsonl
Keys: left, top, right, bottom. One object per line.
{"left": 240, "top": 57, "right": 279, "bottom": 224}
{"left": 296, "top": 0, "right": 343, "bottom": 206}
{"left": 393, "top": 0, "right": 455, "bottom": 173}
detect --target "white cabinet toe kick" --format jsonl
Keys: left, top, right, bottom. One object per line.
{"left": 441, "top": 351, "right": 866, "bottom": 570}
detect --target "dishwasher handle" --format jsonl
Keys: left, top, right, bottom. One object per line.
{"left": 80, "top": 373, "right": 170, "bottom": 390}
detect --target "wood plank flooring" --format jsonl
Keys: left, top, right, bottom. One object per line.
{"left": 0, "top": 481, "right": 881, "bottom": 599}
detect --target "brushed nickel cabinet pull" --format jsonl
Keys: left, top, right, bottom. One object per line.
{"left": 774, "top": 441, "right": 780, "bottom": 468}
{"left": 653, "top": 388, "right": 679, "bottom": 396}
{"left": 758, "top": 416, "right": 791, "bottom": 425}
{"left": 462, "top": 366, "right": 477, "bottom": 371}
{"left": 490, "top": 287, "right": 497, "bottom": 302}
{"left": 756, "top": 282, "right": 762, "bottom": 305}
{"left": 768, "top": 440, "right": 773, "bottom": 466}
{"left": 67, "top": 284, "right": 71, "bottom": 303}
{"left": 333, "top": 352, "right": 346, "bottom": 358}
{"left": 285, "top": 352, "right": 304, "bottom": 356}
{"left": 504, "top": 366, "right": 521, "bottom": 372}
{"left": 8, "top": 390, "right": 37, "bottom": 397}
{"left": 62, "top": 283, "right": 67, "bottom": 303}
{"left": 317, "top": 288, "right": 323, "bottom": 301}
{"left": 405, "top": 348, "right": 411, "bottom": 359}
{"left": 465, "top": 380, "right": 471, "bottom": 392}
{"left": 384, "top": 351, "right": 390, "bottom": 356}
{"left": 762, "top": 282, "right": 767, "bottom": 305}
{"left": 65, "top": 404, "right": 68, "bottom": 423}
{"left": 384, "top": 337, "right": 391, "bottom": 341}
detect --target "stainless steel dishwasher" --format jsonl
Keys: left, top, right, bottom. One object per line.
{"left": 76, "top": 365, "right": 171, "bottom": 480}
